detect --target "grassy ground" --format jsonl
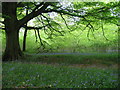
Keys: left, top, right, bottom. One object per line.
{"left": 22, "top": 53, "right": 118, "bottom": 67}
{"left": 2, "top": 53, "right": 119, "bottom": 88}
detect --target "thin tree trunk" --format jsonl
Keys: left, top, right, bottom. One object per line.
{"left": 23, "top": 5, "right": 28, "bottom": 51}
{"left": 23, "top": 29, "right": 27, "bottom": 51}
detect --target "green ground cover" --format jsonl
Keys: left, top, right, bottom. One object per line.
{"left": 2, "top": 53, "right": 119, "bottom": 88}
{"left": 22, "top": 53, "right": 118, "bottom": 66}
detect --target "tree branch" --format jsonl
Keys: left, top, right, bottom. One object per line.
{"left": 41, "top": 14, "right": 64, "bottom": 36}
{"left": 59, "top": 13, "right": 71, "bottom": 31}
{"left": 18, "top": 2, "right": 50, "bottom": 27}
{"left": 44, "top": 9, "right": 85, "bottom": 18}
{"left": 39, "top": 16, "right": 48, "bottom": 35}
{"left": 32, "top": 2, "right": 44, "bottom": 12}
{"left": 101, "top": 24, "right": 109, "bottom": 41}
{"left": 22, "top": 24, "right": 49, "bottom": 30}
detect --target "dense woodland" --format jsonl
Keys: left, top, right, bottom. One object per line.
{"left": 0, "top": 1, "right": 119, "bottom": 88}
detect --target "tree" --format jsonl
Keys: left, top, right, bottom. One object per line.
{"left": 1, "top": 1, "right": 119, "bottom": 61}
{"left": 22, "top": 4, "right": 28, "bottom": 51}
{"left": 2, "top": 2, "right": 50, "bottom": 61}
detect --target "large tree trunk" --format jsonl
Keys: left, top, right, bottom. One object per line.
{"left": 2, "top": 2, "right": 50, "bottom": 61}
{"left": 3, "top": 29, "right": 22, "bottom": 61}
{"left": 2, "top": 2, "right": 23, "bottom": 61}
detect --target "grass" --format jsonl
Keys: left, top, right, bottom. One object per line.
{"left": 22, "top": 53, "right": 118, "bottom": 66}
{"left": 2, "top": 53, "right": 119, "bottom": 88}
{"left": 3, "top": 62, "right": 118, "bottom": 88}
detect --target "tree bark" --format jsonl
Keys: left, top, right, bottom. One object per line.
{"left": 23, "top": 29, "right": 27, "bottom": 51}
{"left": 3, "top": 30, "right": 22, "bottom": 61}
{"left": 23, "top": 5, "right": 28, "bottom": 52}
{"left": 2, "top": 2, "right": 22, "bottom": 61}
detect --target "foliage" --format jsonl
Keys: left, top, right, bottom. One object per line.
{"left": 15, "top": 2, "right": 120, "bottom": 51}
{"left": 16, "top": 23, "right": 118, "bottom": 53}
{"left": 1, "top": 1, "right": 119, "bottom": 54}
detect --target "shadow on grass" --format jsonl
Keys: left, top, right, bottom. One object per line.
{"left": 20, "top": 53, "right": 119, "bottom": 68}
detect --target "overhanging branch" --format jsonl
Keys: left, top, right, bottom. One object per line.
{"left": 44, "top": 9, "right": 85, "bottom": 18}
{"left": 60, "top": 13, "right": 71, "bottom": 31}
{"left": 41, "top": 14, "right": 64, "bottom": 36}
{"left": 32, "top": 2, "right": 44, "bottom": 12}
{"left": 22, "top": 24, "right": 49, "bottom": 30}
{"left": 18, "top": 2, "right": 50, "bottom": 27}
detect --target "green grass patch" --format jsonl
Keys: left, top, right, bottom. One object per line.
{"left": 22, "top": 53, "right": 118, "bottom": 66}
{"left": 3, "top": 62, "right": 118, "bottom": 88}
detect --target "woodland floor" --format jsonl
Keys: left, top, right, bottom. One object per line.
{"left": 2, "top": 53, "right": 119, "bottom": 88}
